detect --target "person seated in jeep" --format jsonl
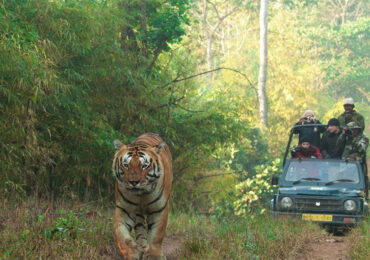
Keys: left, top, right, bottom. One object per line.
{"left": 320, "top": 118, "right": 343, "bottom": 159}
{"left": 291, "top": 136, "right": 322, "bottom": 159}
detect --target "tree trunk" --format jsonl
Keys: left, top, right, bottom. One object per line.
{"left": 206, "top": 36, "right": 213, "bottom": 70}
{"left": 202, "top": 0, "right": 212, "bottom": 70}
{"left": 140, "top": 0, "right": 148, "bottom": 57}
{"left": 257, "top": 0, "right": 268, "bottom": 127}
{"left": 202, "top": 0, "right": 239, "bottom": 72}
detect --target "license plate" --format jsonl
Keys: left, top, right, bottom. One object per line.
{"left": 302, "top": 214, "right": 332, "bottom": 222}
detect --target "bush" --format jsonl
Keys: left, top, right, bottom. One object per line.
{"left": 233, "top": 159, "right": 280, "bottom": 216}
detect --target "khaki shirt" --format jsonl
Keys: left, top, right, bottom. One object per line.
{"left": 338, "top": 111, "right": 365, "bottom": 130}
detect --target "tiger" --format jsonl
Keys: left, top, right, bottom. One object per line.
{"left": 112, "top": 133, "right": 173, "bottom": 260}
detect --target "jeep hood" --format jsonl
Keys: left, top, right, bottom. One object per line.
{"left": 279, "top": 186, "right": 362, "bottom": 196}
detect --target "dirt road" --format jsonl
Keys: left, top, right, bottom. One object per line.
{"left": 110, "top": 232, "right": 353, "bottom": 259}
{"left": 297, "top": 233, "right": 351, "bottom": 260}
{"left": 108, "top": 233, "right": 185, "bottom": 260}
{"left": 162, "top": 233, "right": 185, "bottom": 260}
{"left": 164, "top": 232, "right": 354, "bottom": 260}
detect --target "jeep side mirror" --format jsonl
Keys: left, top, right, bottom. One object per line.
{"left": 272, "top": 176, "right": 279, "bottom": 185}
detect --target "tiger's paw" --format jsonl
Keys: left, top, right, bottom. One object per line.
{"left": 120, "top": 250, "right": 142, "bottom": 260}
{"left": 119, "top": 250, "right": 141, "bottom": 260}
{"left": 118, "top": 240, "right": 142, "bottom": 260}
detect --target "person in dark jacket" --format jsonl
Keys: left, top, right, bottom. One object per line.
{"left": 293, "top": 110, "right": 326, "bottom": 147}
{"left": 320, "top": 118, "right": 343, "bottom": 159}
{"left": 291, "top": 136, "right": 322, "bottom": 159}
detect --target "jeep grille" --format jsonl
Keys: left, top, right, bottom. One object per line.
{"left": 295, "top": 198, "right": 342, "bottom": 211}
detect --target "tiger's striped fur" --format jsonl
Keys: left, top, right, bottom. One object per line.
{"left": 112, "top": 133, "right": 172, "bottom": 260}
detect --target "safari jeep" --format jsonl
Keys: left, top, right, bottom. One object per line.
{"left": 271, "top": 158, "right": 368, "bottom": 226}
{"left": 271, "top": 124, "right": 368, "bottom": 228}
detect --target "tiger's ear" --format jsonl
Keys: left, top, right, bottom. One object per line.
{"left": 114, "top": 139, "right": 126, "bottom": 151}
{"left": 156, "top": 142, "right": 166, "bottom": 154}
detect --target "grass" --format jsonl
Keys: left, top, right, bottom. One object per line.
{"left": 347, "top": 215, "right": 370, "bottom": 260}
{"left": 1, "top": 197, "right": 368, "bottom": 259}
{"left": 168, "top": 212, "right": 323, "bottom": 259}
{"left": 0, "top": 197, "right": 120, "bottom": 259}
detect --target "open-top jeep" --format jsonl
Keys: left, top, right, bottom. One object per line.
{"left": 271, "top": 124, "right": 368, "bottom": 227}
{"left": 271, "top": 158, "right": 368, "bottom": 225}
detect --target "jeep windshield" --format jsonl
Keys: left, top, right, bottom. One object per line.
{"left": 285, "top": 160, "right": 360, "bottom": 184}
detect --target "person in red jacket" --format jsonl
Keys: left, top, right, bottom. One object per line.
{"left": 291, "top": 136, "right": 322, "bottom": 159}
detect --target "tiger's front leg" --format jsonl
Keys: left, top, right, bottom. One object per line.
{"left": 144, "top": 203, "right": 169, "bottom": 260}
{"left": 114, "top": 206, "right": 141, "bottom": 260}
{"left": 134, "top": 213, "right": 148, "bottom": 254}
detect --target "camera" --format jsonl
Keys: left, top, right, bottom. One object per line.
{"left": 304, "top": 116, "right": 311, "bottom": 120}
{"left": 343, "top": 127, "right": 353, "bottom": 136}
{"left": 291, "top": 146, "right": 301, "bottom": 156}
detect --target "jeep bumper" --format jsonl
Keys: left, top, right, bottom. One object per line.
{"left": 272, "top": 211, "right": 364, "bottom": 225}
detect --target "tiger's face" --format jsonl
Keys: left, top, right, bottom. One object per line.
{"left": 113, "top": 140, "right": 163, "bottom": 191}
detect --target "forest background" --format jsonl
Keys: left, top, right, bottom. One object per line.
{"left": 0, "top": 0, "right": 369, "bottom": 214}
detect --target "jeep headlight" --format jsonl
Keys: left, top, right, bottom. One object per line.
{"left": 280, "top": 197, "right": 293, "bottom": 209}
{"left": 344, "top": 200, "right": 357, "bottom": 211}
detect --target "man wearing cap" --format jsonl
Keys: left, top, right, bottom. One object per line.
{"left": 320, "top": 118, "right": 343, "bottom": 159}
{"left": 337, "top": 122, "right": 368, "bottom": 162}
{"left": 338, "top": 97, "right": 365, "bottom": 131}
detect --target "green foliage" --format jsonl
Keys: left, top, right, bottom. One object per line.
{"left": 42, "top": 210, "right": 81, "bottom": 240}
{"left": 233, "top": 159, "right": 280, "bottom": 216}
{"left": 0, "top": 0, "right": 126, "bottom": 197}
{"left": 0, "top": 0, "right": 259, "bottom": 203}
{"left": 321, "top": 17, "right": 370, "bottom": 100}
{"left": 122, "top": 0, "right": 190, "bottom": 55}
